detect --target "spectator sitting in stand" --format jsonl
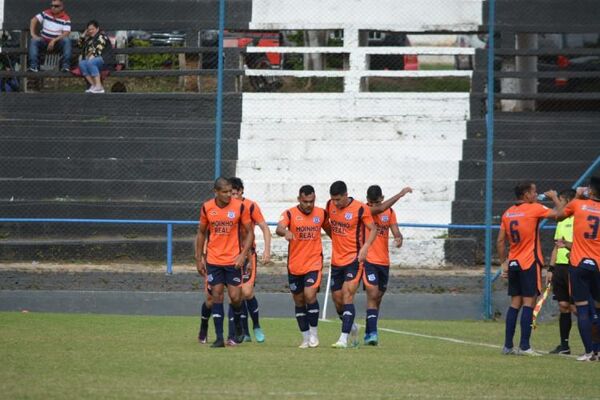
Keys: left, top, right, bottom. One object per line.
{"left": 28, "top": 0, "right": 72, "bottom": 73}
{"left": 78, "top": 20, "right": 114, "bottom": 94}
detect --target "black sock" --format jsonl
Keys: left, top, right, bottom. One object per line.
{"left": 559, "top": 312, "right": 571, "bottom": 347}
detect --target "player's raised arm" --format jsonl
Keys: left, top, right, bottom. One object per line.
{"left": 369, "top": 186, "right": 412, "bottom": 216}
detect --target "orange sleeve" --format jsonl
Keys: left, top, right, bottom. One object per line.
{"left": 250, "top": 203, "right": 266, "bottom": 224}
{"left": 199, "top": 204, "right": 208, "bottom": 225}
{"left": 279, "top": 210, "right": 291, "bottom": 227}
{"left": 241, "top": 203, "right": 252, "bottom": 225}
{"left": 534, "top": 203, "right": 552, "bottom": 218}
{"left": 562, "top": 200, "right": 576, "bottom": 217}
{"left": 361, "top": 205, "right": 374, "bottom": 225}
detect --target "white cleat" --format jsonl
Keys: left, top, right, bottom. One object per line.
{"left": 576, "top": 352, "right": 594, "bottom": 362}
{"left": 331, "top": 340, "right": 348, "bottom": 349}
{"left": 298, "top": 339, "right": 310, "bottom": 349}
{"left": 518, "top": 348, "right": 542, "bottom": 357}
{"left": 349, "top": 323, "right": 359, "bottom": 347}
{"left": 309, "top": 334, "right": 319, "bottom": 348}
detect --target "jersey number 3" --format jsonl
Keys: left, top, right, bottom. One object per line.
{"left": 509, "top": 220, "right": 520, "bottom": 243}
{"left": 584, "top": 215, "right": 600, "bottom": 240}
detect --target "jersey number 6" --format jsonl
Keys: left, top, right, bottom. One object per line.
{"left": 509, "top": 220, "right": 520, "bottom": 244}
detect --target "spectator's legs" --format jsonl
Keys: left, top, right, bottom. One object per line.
{"left": 28, "top": 38, "right": 47, "bottom": 70}
{"left": 56, "top": 38, "right": 72, "bottom": 70}
{"left": 78, "top": 60, "right": 95, "bottom": 88}
{"left": 80, "top": 57, "right": 105, "bottom": 92}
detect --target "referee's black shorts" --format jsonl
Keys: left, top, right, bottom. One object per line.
{"left": 551, "top": 264, "right": 572, "bottom": 303}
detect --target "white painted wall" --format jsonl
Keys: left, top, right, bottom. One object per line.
{"left": 251, "top": 0, "right": 483, "bottom": 31}
{"left": 0, "top": 0, "right": 4, "bottom": 30}
{"left": 238, "top": 92, "right": 470, "bottom": 267}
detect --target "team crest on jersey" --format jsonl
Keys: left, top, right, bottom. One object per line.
{"left": 313, "top": 216, "right": 321, "bottom": 224}
{"left": 227, "top": 211, "right": 235, "bottom": 219}
{"left": 344, "top": 212, "right": 353, "bottom": 220}
{"left": 381, "top": 215, "right": 389, "bottom": 223}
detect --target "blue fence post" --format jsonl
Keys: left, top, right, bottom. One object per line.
{"left": 483, "top": 0, "right": 497, "bottom": 320}
{"left": 214, "top": 0, "right": 226, "bottom": 179}
{"left": 166, "top": 223, "right": 173, "bottom": 275}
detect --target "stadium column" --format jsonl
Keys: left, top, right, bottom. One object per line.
{"left": 0, "top": 0, "right": 4, "bottom": 29}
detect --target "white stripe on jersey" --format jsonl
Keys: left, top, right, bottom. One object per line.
{"left": 36, "top": 11, "right": 71, "bottom": 40}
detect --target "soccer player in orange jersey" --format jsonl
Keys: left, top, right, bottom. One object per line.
{"left": 226, "top": 177, "right": 271, "bottom": 344}
{"left": 276, "top": 185, "right": 330, "bottom": 348}
{"left": 195, "top": 177, "right": 254, "bottom": 348}
{"left": 363, "top": 185, "right": 412, "bottom": 345}
{"left": 497, "top": 182, "right": 561, "bottom": 356}
{"left": 555, "top": 176, "right": 600, "bottom": 361}
{"left": 327, "top": 181, "right": 378, "bottom": 348}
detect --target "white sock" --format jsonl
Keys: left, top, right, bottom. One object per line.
{"left": 302, "top": 331, "right": 310, "bottom": 340}
{"left": 338, "top": 333, "right": 349, "bottom": 343}
{"left": 309, "top": 326, "right": 318, "bottom": 336}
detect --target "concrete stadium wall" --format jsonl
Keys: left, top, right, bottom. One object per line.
{"left": 238, "top": 93, "right": 471, "bottom": 268}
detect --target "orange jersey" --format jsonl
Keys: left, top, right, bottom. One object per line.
{"left": 563, "top": 199, "right": 600, "bottom": 267}
{"left": 366, "top": 208, "right": 398, "bottom": 266}
{"left": 199, "top": 198, "right": 251, "bottom": 266}
{"left": 242, "top": 197, "right": 266, "bottom": 249}
{"left": 327, "top": 198, "right": 374, "bottom": 266}
{"left": 500, "top": 202, "right": 552, "bottom": 270}
{"left": 280, "top": 206, "right": 327, "bottom": 275}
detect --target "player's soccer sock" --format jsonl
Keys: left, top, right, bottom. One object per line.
{"left": 504, "top": 306, "right": 519, "bottom": 349}
{"left": 559, "top": 312, "right": 572, "bottom": 348}
{"left": 306, "top": 301, "right": 319, "bottom": 328}
{"left": 227, "top": 304, "right": 236, "bottom": 339}
{"left": 341, "top": 304, "right": 355, "bottom": 334}
{"left": 231, "top": 303, "right": 243, "bottom": 336}
{"left": 365, "top": 308, "right": 379, "bottom": 335}
{"left": 241, "top": 301, "right": 250, "bottom": 336}
{"left": 591, "top": 308, "right": 600, "bottom": 353}
{"left": 295, "top": 306, "right": 308, "bottom": 333}
{"left": 212, "top": 303, "right": 225, "bottom": 341}
{"left": 246, "top": 296, "right": 260, "bottom": 329}
{"left": 200, "top": 302, "right": 211, "bottom": 332}
{"left": 519, "top": 306, "right": 533, "bottom": 350}
{"left": 576, "top": 304, "right": 593, "bottom": 354}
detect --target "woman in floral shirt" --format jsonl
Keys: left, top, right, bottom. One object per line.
{"left": 78, "top": 20, "right": 114, "bottom": 93}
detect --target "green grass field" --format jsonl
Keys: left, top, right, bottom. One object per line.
{"left": 0, "top": 312, "right": 597, "bottom": 399}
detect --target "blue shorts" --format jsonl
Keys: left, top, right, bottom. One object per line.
{"left": 569, "top": 259, "right": 600, "bottom": 303}
{"left": 362, "top": 261, "right": 390, "bottom": 292}
{"left": 330, "top": 261, "right": 363, "bottom": 292}
{"left": 206, "top": 264, "right": 242, "bottom": 287}
{"left": 507, "top": 261, "right": 541, "bottom": 298}
{"left": 288, "top": 270, "right": 322, "bottom": 294}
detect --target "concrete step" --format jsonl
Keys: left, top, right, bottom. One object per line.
{"left": 241, "top": 120, "right": 466, "bottom": 141}
{"left": 455, "top": 179, "right": 573, "bottom": 201}
{"left": 238, "top": 140, "right": 462, "bottom": 161}
{"left": 0, "top": 138, "right": 238, "bottom": 159}
{"left": 0, "top": 120, "right": 240, "bottom": 140}
{"left": 0, "top": 93, "right": 242, "bottom": 122}
{"left": 0, "top": 158, "right": 235, "bottom": 181}
{"left": 462, "top": 140, "right": 599, "bottom": 161}
{"left": 236, "top": 159, "right": 460, "bottom": 182}
{"left": 458, "top": 160, "right": 593, "bottom": 180}
{"left": 467, "top": 116, "right": 600, "bottom": 139}
{"left": 0, "top": 178, "right": 213, "bottom": 202}
{"left": 243, "top": 92, "right": 470, "bottom": 120}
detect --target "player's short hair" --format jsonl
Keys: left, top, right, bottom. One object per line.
{"left": 214, "top": 177, "right": 231, "bottom": 190}
{"left": 514, "top": 182, "right": 534, "bottom": 199}
{"left": 590, "top": 175, "right": 600, "bottom": 196}
{"left": 299, "top": 185, "right": 315, "bottom": 197}
{"left": 228, "top": 177, "right": 244, "bottom": 191}
{"left": 558, "top": 189, "right": 576, "bottom": 202}
{"left": 366, "top": 185, "right": 383, "bottom": 202}
{"left": 329, "top": 181, "right": 347, "bottom": 196}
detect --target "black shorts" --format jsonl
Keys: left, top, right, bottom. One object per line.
{"left": 330, "top": 261, "right": 363, "bottom": 292}
{"left": 507, "top": 260, "right": 541, "bottom": 298}
{"left": 206, "top": 264, "right": 242, "bottom": 287}
{"left": 288, "top": 270, "right": 322, "bottom": 294}
{"left": 362, "top": 261, "right": 390, "bottom": 292}
{"left": 569, "top": 259, "right": 600, "bottom": 303}
{"left": 551, "top": 264, "right": 572, "bottom": 303}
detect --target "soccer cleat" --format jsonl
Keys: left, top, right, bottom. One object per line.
{"left": 548, "top": 344, "right": 571, "bottom": 355}
{"left": 576, "top": 352, "right": 594, "bottom": 362}
{"left": 198, "top": 330, "right": 208, "bottom": 344}
{"left": 299, "top": 339, "right": 310, "bottom": 349}
{"left": 364, "top": 333, "right": 379, "bottom": 346}
{"left": 518, "top": 348, "right": 542, "bottom": 357}
{"left": 243, "top": 335, "right": 252, "bottom": 343}
{"left": 254, "top": 327, "right": 265, "bottom": 343}
{"left": 331, "top": 340, "right": 348, "bottom": 349}
{"left": 349, "top": 323, "right": 359, "bottom": 347}
{"left": 501, "top": 346, "right": 517, "bottom": 355}
{"left": 210, "top": 338, "right": 225, "bottom": 348}
{"left": 226, "top": 338, "right": 239, "bottom": 347}
{"left": 308, "top": 334, "right": 319, "bottom": 348}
